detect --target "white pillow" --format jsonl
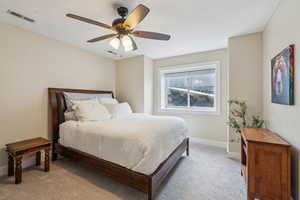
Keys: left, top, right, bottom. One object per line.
{"left": 99, "top": 98, "right": 119, "bottom": 104}
{"left": 104, "top": 102, "right": 133, "bottom": 119}
{"left": 72, "top": 99, "right": 111, "bottom": 121}
{"left": 64, "top": 111, "right": 77, "bottom": 121}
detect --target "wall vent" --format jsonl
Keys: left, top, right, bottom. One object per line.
{"left": 107, "top": 50, "right": 118, "bottom": 55}
{"left": 7, "top": 10, "right": 35, "bottom": 23}
{"left": 107, "top": 50, "right": 122, "bottom": 58}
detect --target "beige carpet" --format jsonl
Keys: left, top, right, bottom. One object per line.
{"left": 0, "top": 141, "right": 246, "bottom": 200}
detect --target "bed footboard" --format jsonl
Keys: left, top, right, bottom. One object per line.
{"left": 148, "top": 138, "right": 189, "bottom": 200}
{"left": 55, "top": 138, "right": 189, "bottom": 200}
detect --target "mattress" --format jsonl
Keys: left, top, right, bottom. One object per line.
{"left": 59, "top": 113, "right": 188, "bottom": 175}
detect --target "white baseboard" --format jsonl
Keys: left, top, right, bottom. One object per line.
{"left": 191, "top": 137, "right": 227, "bottom": 149}
{"left": 0, "top": 154, "right": 45, "bottom": 178}
{"left": 227, "top": 152, "right": 241, "bottom": 160}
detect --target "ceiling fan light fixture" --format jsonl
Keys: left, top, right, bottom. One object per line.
{"left": 124, "top": 45, "right": 133, "bottom": 52}
{"left": 109, "top": 37, "right": 120, "bottom": 49}
{"left": 121, "top": 35, "right": 133, "bottom": 51}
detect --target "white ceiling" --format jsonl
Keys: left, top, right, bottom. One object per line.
{"left": 0, "top": 0, "right": 280, "bottom": 60}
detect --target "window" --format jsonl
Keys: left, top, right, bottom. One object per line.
{"left": 158, "top": 62, "right": 220, "bottom": 114}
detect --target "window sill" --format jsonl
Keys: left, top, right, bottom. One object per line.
{"left": 157, "top": 108, "right": 221, "bottom": 116}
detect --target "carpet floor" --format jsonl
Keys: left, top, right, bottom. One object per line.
{"left": 0, "top": 141, "right": 246, "bottom": 200}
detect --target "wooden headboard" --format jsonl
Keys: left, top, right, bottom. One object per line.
{"left": 48, "top": 88, "right": 113, "bottom": 159}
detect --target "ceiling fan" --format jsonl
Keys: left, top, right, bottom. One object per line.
{"left": 66, "top": 4, "right": 171, "bottom": 52}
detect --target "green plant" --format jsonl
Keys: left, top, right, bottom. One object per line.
{"left": 228, "top": 99, "right": 264, "bottom": 135}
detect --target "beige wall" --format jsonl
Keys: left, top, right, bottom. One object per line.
{"left": 262, "top": 0, "right": 300, "bottom": 198}
{"left": 144, "top": 56, "right": 154, "bottom": 114}
{"left": 154, "top": 49, "right": 228, "bottom": 142}
{"left": 116, "top": 55, "right": 154, "bottom": 114}
{"left": 227, "top": 33, "right": 263, "bottom": 153}
{"left": 116, "top": 56, "right": 145, "bottom": 113}
{"left": 0, "top": 23, "right": 115, "bottom": 167}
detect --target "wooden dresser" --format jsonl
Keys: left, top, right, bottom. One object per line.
{"left": 241, "top": 128, "right": 291, "bottom": 200}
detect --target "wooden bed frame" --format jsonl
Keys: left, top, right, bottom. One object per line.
{"left": 48, "top": 88, "right": 189, "bottom": 200}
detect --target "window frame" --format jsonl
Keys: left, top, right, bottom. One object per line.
{"left": 157, "top": 61, "right": 221, "bottom": 115}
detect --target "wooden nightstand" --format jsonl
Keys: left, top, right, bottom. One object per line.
{"left": 6, "top": 137, "right": 51, "bottom": 184}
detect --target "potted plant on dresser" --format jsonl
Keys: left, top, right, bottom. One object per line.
{"left": 228, "top": 99, "right": 264, "bottom": 140}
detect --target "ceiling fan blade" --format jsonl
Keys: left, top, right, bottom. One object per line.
{"left": 128, "top": 35, "right": 138, "bottom": 51}
{"left": 66, "top": 13, "right": 113, "bottom": 30}
{"left": 132, "top": 31, "right": 171, "bottom": 40}
{"left": 123, "top": 4, "right": 150, "bottom": 30}
{"left": 87, "top": 34, "right": 117, "bottom": 43}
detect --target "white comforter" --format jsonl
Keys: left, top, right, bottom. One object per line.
{"left": 59, "top": 114, "right": 188, "bottom": 175}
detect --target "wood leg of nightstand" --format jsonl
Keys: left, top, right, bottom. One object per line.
{"left": 45, "top": 149, "right": 50, "bottom": 172}
{"left": 36, "top": 151, "right": 41, "bottom": 166}
{"left": 8, "top": 155, "right": 14, "bottom": 176}
{"left": 15, "top": 156, "right": 22, "bottom": 184}
{"left": 52, "top": 152, "right": 58, "bottom": 161}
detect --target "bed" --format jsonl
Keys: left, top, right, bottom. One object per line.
{"left": 48, "top": 88, "right": 189, "bottom": 200}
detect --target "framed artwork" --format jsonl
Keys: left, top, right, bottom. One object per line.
{"left": 271, "top": 44, "right": 295, "bottom": 105}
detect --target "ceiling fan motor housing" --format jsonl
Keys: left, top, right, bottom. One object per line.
{"left": 112, "top": 7, "right": 128, "bottom": 27}
{"left": 112, "top": 18, "right": 125, "bottom": 27}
